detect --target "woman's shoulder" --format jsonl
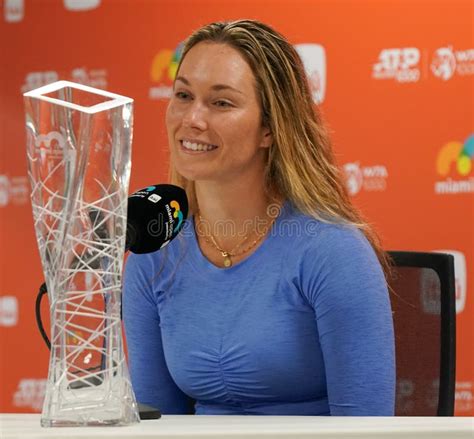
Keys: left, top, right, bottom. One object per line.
{"left": 277, "top": 203, "right": 383, "bottom": 286}
{"left": 281, "top": 205, "right": 386, "bottom": 305}
{"left": 279, "top": 202, "right": 370, "bottom": 254}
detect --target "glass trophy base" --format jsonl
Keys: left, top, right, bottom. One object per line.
{"left": 41, "top": 417, "right": 133, "bottom": 428}
{"left": 40, "top": 384, "right": 140, "bottom": 427}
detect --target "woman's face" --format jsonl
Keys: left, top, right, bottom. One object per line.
{"left": 166, "top": 42, "right": 272, "bottom": 183}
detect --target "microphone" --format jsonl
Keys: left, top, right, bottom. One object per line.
{"left": 125, "top": 184, "right": 188, "bottom": 254}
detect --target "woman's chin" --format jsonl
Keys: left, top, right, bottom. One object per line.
{"left": 174, "top": 167, "right": 216, "bottom": 182}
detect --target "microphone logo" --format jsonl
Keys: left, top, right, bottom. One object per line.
{"left": 170, "top": 200, "right": 184, "bottom": 232}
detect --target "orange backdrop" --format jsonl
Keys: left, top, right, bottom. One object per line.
{"left": 0, "top": 0, "right": 472, "bottom": 415}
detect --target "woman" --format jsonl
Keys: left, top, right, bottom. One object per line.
{"left": 123, "top": 19, "right": 395, "bottom": 416}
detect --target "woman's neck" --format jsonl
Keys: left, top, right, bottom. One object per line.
{"left": 195, "top": 175, "right": 272, "bottom": 220}
{"left": 194, "top": 174, "right": 279, "bottom": 249}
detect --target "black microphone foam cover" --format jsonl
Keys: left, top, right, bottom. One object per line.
{"left": 126, "top": 184, "right": 188, "bottom": 254}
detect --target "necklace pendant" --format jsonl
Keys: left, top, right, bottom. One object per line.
{"left": 222, "top": 252, "right": 232, "bottom": 268}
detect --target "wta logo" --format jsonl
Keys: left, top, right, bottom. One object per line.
{"left": 343, "top": 162, "right": 388, "bottom": 195}
{"left": 431, "top": 47, "right": 457, "bottom": 81}
{"left": 435, "top": 134, "right": 474, "bottom": 194}
{"left": 431, "top": 46, "right": 474, "bottom": 81}
{"left": 149, "top": 43, "right": 183, "bottom": 100}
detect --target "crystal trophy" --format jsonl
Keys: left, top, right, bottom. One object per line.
{"left": 23, "top": 81, "right": 140, "bottom": 427}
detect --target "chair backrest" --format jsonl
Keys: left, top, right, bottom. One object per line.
{"left": 388, "top": 251, "right": 456, "bottom": 416}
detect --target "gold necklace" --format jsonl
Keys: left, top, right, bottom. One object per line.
{"left": 197, "top": 209, "right": 278, "bottom": 268}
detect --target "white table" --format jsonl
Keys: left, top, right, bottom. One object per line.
{"left": 1, "top": 414, "right": 473, "bottom": 439}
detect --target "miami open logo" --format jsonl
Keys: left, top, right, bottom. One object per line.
{"left": 435, "top": 134, "right": 474, "bottom": 194}
{"left": 149, "top": 43, "right": 183, "bottom": 100}
{"left": 170, "top": 200, "right": 184, "bottom": 232}
{"left": 158, "top": 200, "right": 184, "bottom": 249}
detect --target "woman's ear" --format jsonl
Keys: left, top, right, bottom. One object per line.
{"left": 260, "top": 127, "right": 273, "bottom": 149}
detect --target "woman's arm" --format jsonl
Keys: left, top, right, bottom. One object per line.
{"left": 123, "top": 253, "right": 193, "bottom": 414}
{"left": 301, "top": 224, "right": 396, "bottom": 416}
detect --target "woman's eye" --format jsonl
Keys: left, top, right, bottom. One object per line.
{"left": 214, "top": 100, "right": 232, "bottom": 108}
{"left": 175, "top": 91, "right": 191, "bottom": 100}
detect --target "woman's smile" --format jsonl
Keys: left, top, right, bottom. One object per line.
{"left": 180, "top": 139, "right": 219, "bottom": 154}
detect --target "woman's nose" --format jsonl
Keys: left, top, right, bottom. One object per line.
{"left": 182, "top": 101, "right": 208, "bottom": 131}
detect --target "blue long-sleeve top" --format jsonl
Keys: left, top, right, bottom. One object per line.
{"left": 123, "top": 202, "right": 395, "bottom": 416}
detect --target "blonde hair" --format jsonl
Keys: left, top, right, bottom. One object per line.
{"left": 169, "top": 19, "right": 391, "bottom": 278}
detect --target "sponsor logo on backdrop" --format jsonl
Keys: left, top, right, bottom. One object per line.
{"left": 21, "top": 71, "right": 59, "bottom": 93}
{"left": 0, "top": 296, "right": 18, "bottom": 326}
{"left": 13, "top": 379, "right": 47, "bottom": 410}
{"left": 455, "top": 381, "right": 473, "bottom": 412}
{"left": 21, "top": 67, "right": 108, "bottom": 93}
{"left": 435, "top": 134, "right": 474, "bottom": 194}
{"left": 372, "top": 48, "right": 420, "bottom": 83}
{"left": 149, "top": 44, "right": 183, "bottom": 100}
{"left": 63, "top": 0, "right": 101, "bottom": 11}
{"left": 431, "top": 46, "right": 474, "bottom": 80}
{"left": 294, "top": 44, "right": 326, "bottom": 104}
{"left": 71, "top": 67, "right": 107, "bottom": 89}
{"left": 427, "top": 380, "right": 440, "bottom": 410}
{"left": 0, "top": 175, "right": 9, "bottom": 206}
{"left": 434, "top": 250, "right": 467, "bottom": 314}
{"left": 373, "top": 46, "right": 474, "bottom": 83}
{"left": 0, "top": 175, "right": 29, "bottom": 207}
{"left": 4, "top": 0, "right": 24, "bottom": 22}
{"left": 431, "top": 47, "right": 457, "bottom": 80}
{"left": 420, "top": 268, "right": 441, "bottom": 315}
{"left": 396, "top": 378, "right": 414, "bottom": 412}
{"left": 343, "top": 162, "right": 388, "bottom": 195}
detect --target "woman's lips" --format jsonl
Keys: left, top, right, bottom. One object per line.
{"left": 180, "top": 139, "right": 218, "bottom": 154}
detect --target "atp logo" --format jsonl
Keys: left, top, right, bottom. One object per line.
{"left": 170, "top": 200, "right": 183, "bottom": 232}
{"left": 372, "top": 48, "right": 420, "bottom": 83}
{"left": 149, "top": 43, "right": 183, "bottom": 100}
{"left": 435, "top": 134, "right": 474, "bottom": 194}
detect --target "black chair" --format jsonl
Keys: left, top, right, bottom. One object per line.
{"left": 388, "top": 251, "right": 456, "bottom": 416}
